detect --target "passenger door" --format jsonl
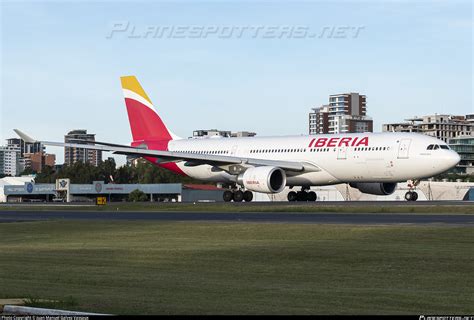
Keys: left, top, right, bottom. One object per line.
{"left": 397, "top": 139, "right": 411, "bottom": 159}
{"left": 231, "top": 145, "right": 238, "bottom": 156}
{"left": 337, "top": 146, "right": 347, "bottom": 160}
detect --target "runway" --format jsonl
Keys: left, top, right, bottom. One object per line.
{"left": 0, "top": 210, "right": 473, "bottom": 225}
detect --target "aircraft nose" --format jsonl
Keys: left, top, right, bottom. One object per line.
{"left": 436, "top": 150, "right": 460, "bottom": 173}
{"left": 450, "top": 151, "right": 461, "bottom": 167}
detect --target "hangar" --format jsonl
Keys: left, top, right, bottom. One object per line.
{"left": 1, "top": 178, "right": 225, "bottom": 203}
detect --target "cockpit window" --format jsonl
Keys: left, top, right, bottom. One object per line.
{"left": 427, "top": 144, "right": 449, "bottom": 151}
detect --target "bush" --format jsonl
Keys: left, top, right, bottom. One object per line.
{"left": 127, "top": 189, "right": 148, "bottom": 202}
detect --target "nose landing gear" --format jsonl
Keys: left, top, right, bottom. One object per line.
{"left": 404, "top": 191, "right": 418, "bottom": 201}
{"left": 405, "top": 180, "right": 420, "bottom": 201}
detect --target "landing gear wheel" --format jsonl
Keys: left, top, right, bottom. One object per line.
{"left": 405, "top": 191, "right": 418, "bottom": 201}
{"left": 223, "top": 190, "right": 233, "bottom": 202}
{"left": 243, "top": 191, "right": 253, "bottom": 202}
{"left": 287, "top": 191, "right": 297, "bottom": 202}
{"left": 307, "top": 191, "right": 317, "bottom": 202}
{"left": 233, "top": 190, "right": 244, "bottom": 202}
{"left": 297, "top": 191, "right": 308, "bottom": 202}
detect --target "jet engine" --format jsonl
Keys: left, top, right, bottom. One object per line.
{"left": 238, "top": 166, "right": 286, "bottom": 193}
{"left": 349, "top": 182, "right": 397, "bottom": 196}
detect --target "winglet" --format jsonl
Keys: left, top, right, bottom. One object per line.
{"left": 14, "top": 129, "right": 38, "bottom": 143}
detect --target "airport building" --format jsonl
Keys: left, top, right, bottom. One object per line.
{"left": 64, "top": 130, "right": 103, "bottom": 166}
{"left": 309, "top": 93, "right": 373, "bottom": 135}
{"left": 0, "top": 178, "right": 225, "bottom": 203}
{"left": 382, "top": 114, "right": 474, "bottom": 143}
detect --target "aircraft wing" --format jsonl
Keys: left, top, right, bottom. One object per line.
{"left": 14, "top": 130, "right": 318, "bottom": 173}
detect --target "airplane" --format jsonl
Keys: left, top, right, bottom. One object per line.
{"left": 15, "top": 76, "right": 461, "bottom": 202}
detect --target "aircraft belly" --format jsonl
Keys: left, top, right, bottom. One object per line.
{"left": 366, "top": 158, "right": 395, "bottom": 180}
{"left": 286, "top": 170, "right": 340, "bottom": 186}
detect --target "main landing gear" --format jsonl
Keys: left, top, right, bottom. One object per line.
{"left": 223, "top": 189, "right": 253, "bottom": 202}
{"left": 405, "top": 180, "right": 420, "bottom": 201}
{"left": 287, "top": 187, "right": 317, "bottom": 202}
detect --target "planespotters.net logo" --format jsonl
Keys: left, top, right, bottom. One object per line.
{"left": 106, "top": 21, "right": 365, "bottom": 40}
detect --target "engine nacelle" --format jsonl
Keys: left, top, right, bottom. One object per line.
{"left": 239, "top": 166, "right": 286, "bottom": 193}
{"left": 349, "top": 182, "right": 397, "bottom": 196}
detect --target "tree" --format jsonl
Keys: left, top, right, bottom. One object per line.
{"left": 115, "top": 164, "right": 137, "bottom": 184}
{"left": 20, "top": 167, "right": 36, "bottom": 176}
{"left": 32, "top": 158, "right": 210, "bottom": 185}
{"left": 128, "top": 189, "right": 148, "bottom": 202}
{"left": 35, "top": 166, "right": 57, "bottom": 183}
{"left": 98, "top": 158, "right": 117, "bottom": 183}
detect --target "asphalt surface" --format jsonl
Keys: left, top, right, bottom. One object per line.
{"left": 0, "top": 210, "right": 473, "bottom": 225}
{"left": 1, "top": 200, "right": 473, "bottom": 207}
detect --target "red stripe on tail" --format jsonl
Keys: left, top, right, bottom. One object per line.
{"left": 125, "top": 98, "right": 173, "bottom": 143}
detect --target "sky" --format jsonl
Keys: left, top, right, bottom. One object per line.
{"left": 1, "top": 0, "right": 472, "bottom": 166}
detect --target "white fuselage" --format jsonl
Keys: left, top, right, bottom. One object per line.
{"left": 167, "top": 132, "right": 460, "bottom": 187}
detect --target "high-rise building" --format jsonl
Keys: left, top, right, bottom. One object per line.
{"left": 231, "top": 131, "right": 257, "bottom": 138}
{"left": 383, "top": 114, "right": 473, "bottom": 143}
{"left": 6, "top": 138, "right": 44, "bottom": 157}
{"left": 309, "top": 93, "right": 373, "bottom": 134}
{"left": 192, "top": 129, "right": 257, "bottom": 138}
{"left": 0, "top": 146, "right": 21, "bottom": 176}
{"left": 64, "top": 130, "right": 102, "bottom": 166}
{"left": 309, "top": 105, "right": 330, "bottom": 135}
{"left": 5, "top": 138, "right": 54, "bottom": 174}
{"left": 23, "top": 152, "right": 56, "bottom": 173}
{"left": 449, "top": 136, "right": 474, "bottom": 174}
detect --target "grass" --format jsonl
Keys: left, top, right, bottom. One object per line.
{"left": 23, "top": 296, "right": 78, "bottom": 310}
{"left": 0, "top": 202, "right": 473, "bottom": 214}
{"left": 0, "top": 221, "right": 473, "bottom": 314}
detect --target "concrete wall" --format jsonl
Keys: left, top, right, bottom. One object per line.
{"left": 181, "top": 189, "right": 224, "bottom": 202}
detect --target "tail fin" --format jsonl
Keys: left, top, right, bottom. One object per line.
{"left": 121, "top": 76, "right": 179, "bottom": 143}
